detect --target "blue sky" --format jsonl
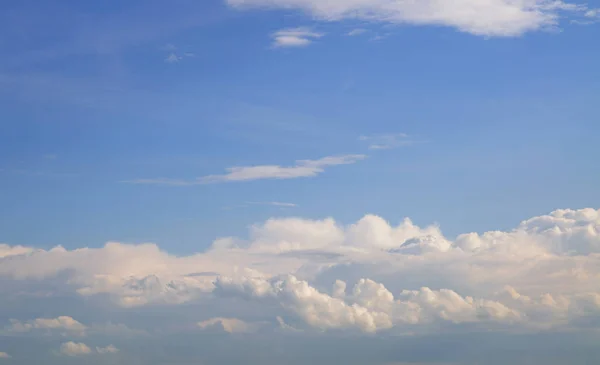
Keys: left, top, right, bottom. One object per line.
{"left": 1, "top": 1, "right": 600, "bottom": 364}
{"left": 2, "top": 0, "right": 599, "bottom": 253}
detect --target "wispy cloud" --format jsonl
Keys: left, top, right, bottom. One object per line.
{"left": 359, "top": 133, "right": 423, "bottom": 150}
{"left": 347, "top": 28, "right": 367, "bottom": 36}
{"left": 123, "top": 154, "right": 366, "bottom": 186}
{"left": 271, "top": 27, "right": 324, "bottom": 48}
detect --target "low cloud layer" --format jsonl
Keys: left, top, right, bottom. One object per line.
{"left": 1, "top": 208, "right": 599, "bottom": 363}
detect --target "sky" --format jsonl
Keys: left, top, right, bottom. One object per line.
{"left": 1, "top": 0, "right": 600, "bottom": 364}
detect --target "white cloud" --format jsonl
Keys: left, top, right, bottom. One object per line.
{"left": 123, "top": 154, "right": 366, "bottom": 186}
{"left": 226, "top": 0, "right": 589, "bottom": 37}
{"left": 60, "top": 342, "right": 92, "bottom": 356}
{"left": 1, "top": 208, "right": 600, "bottom": 334}
{"left": 359, "top": 133, "right": 421, "bottom": 150}
{"left": 197, "top": 317, "right": 255, "bottom": 333}
{"left": 271, "top": 27, "right": 324, "bottom": 47}
{"left": 96, "top": 345, "right": 119, "bottom": 354}
{"left": 0, "top": 352, "right": 10, "bottom": 358}
{"left": 585, "top": 9, "right": 599, "bottom": 18}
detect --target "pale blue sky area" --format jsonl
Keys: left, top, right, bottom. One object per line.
{"left": 1, "top": 0, "right": 599, "bottom": 253}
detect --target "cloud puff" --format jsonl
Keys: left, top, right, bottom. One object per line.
{"left": 59, "top": 342, "right": 92, "bottom": 356}
{"left": 1, "top": 208, "right": 599, "bottom": 334}
{"left": 271, "top": 27, "right": 324, "bottom": 47}
{"left": 226, "top": 0, "right": 588, "bottom": 37}
{"left": 123, "top": 154, "right": 366, "bottom": 186}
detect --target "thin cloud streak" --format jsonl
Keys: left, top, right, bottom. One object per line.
{"left": 123, "top": 154, "right": 366, "bottom": 186}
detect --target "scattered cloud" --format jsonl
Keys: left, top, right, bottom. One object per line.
{"left": 585, "top": 9, "right": 599, "bottom": 18}
{"left": 359, "top": 133, "right": 422, "bottom": 149}
{"left": 0, "top": 352, "right": 10, "bottom": 358}
{"left": 227, "top": 0, "right": 590, "bottom": 37}
{"left": 271, "top": 27, "right": 324, "bottom": 47}
{"left": 347, "top": 28, "right": 367, "bottom": 36}
{"left": 59, "top": 342, "right": 92, "bottom": 356}
{"left": 122, "top": 154, "right": 366, "bottom": 186}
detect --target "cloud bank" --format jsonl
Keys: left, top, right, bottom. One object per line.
{"left": 1, "top": 208, "right": 599, "bottom": 337}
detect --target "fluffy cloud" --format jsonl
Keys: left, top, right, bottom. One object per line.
{"left": 0, "top": 208, "right": 599, "bottom": 335}
{"left": 59, "top": 342, "right": 92, "bottom": 356}
{"left": 123, "top": 154, "right": 366, "bottom": 185}
{"left": 226, "top": 0, "right": 588, "bottom": 37}
{"left": 271, "top": 27, "right": 324, "bottom": 47}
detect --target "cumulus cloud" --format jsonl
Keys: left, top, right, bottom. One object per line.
{"left": 123, "top": 154, "right": 366, "bottom": 186}
{"left": 226, "top": 0, "right": 589, "bottom": 37}
{"left": 271, "top": 27, "right": 324, "bottom": 47}
{"left": 59, "top": 342, "right": 92, "bottom": 356}
{"left": 1, "top": 208, "right": 599, "bottom": 335}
